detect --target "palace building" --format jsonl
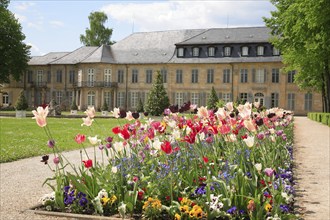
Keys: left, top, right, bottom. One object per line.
{"left": 0, "top": 27, "right": 322, "bottom": 115}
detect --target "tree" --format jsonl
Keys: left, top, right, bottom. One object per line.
{"left": 80, "top": 11, "right": 114, "bottom": 46}
{"left": 264, "top": 0, "right": 330, "bottom": 112}
{"left": 15, "top": 90, "right": 28, "bottom": 110}
{"left": 145, "top": 71, "right": 170, "bottom": 116}
{"left": 136, "top": 98, "right": 144, "bottom": 113}
{"left": 0, "top": 1, "right": 30, "bottom": 83}
{"left": 207, "top": 86, "right": 219, "bottom": 111}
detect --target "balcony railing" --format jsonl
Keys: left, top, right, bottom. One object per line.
{"left": 30, "top": 82, "right": 48, "bottom": 88}
{"left": 74, "top": 81, "right": 118, "bottom": 88}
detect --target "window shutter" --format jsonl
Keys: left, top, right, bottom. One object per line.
{"left": 265, "top": 96, "right": 271, "bottom": 108}
{"left": 252, "top": 69, "right": 256, "bottom": 83}
{"left": 248, "top": 93, "right": 253, "bottom": 102}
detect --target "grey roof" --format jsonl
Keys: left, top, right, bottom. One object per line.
{"left": 50, "top": 46, "right": 99, "bottom": 64}
{"left": 28, "top": 52, "right": 69, "bottom": 65}
{"left": 110, "top": 29, "right": 205, "bottom": 64}
{"left": 176, "top": 27, "right": 272, "bottom": 45}
{"left": 29, "top": 27, "right": 279, "bottom": 65}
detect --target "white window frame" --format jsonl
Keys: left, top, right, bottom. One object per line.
{"left": 241, "top": 46, "right": 249, "bottom": 56}
{"left": 131, "top": 91, "right": 138, "bottom": 108}
{"left": 273, "top": 47, "right": 280, "bottom": 56}
{"left": 255, "top": 69, "right": 265, "bottom": 83}
{"left": 208, "top": 47, "right": 215, "bottom": 57}
{"left": 287, "top": 93, "right": 295, "bottom": 110}
{"left": 104, "top": 69, "right": 112, "bottom": 86}
{"left": 175, "top": 92, "right": 184, "bottom": 106}
{"left": 87, "top": 68, "right": 95, "bottom": 87}
{"left": 192, "top": 47, "right": 199, "bottom": 57}
{"left": 191, "top": 69, "right": 198, "bottom": 83}
{"left": 176, "top": 69, "right": 183, "bottom": 84}
{"left": 222, "top": 93, "right": 231, "bottom": 103}
{"left": 37, "top": 70, "right": 43, "bottom": 86}
{"left": 56, "top": 91, "right": 62, "bottom": 104}
{"left": 117, "top": 70, "right": 124, "bottom": 83}
{"left": 117, "top": 92, "right": 125, "bottom": 108}
{"left": 132, "top": 69, "right": 138, "bottom": 83}
{"left": 191, "top": 93, "right": 199, "bottom": 105}
{"left": 207, "top": 69, "right": 214, "bottom": 83}
{"left": 240, "top": 93, "right": 248, "bottom": 102}
{"left": 304, "top": 93, "right": 313, "bottom": 111}
{"left": 240, "top": 69, "right": 248, "bottom": 83}
{"left": 257, "top": 46, "right": 264, "bottom": 56}
{"left": 2, "top": 92, "right": 9, "bottom": 105}
{"left": 87, "top": 91, "right": 95, "bottom": 106}
{"left": 224, "top": 47, "right": 231, "bottom": 57}
{"left": 223, "top": 69, "right": 231, "bottom": 83}
{"left": 177, "top": 48, "right": 184, "bottom": 57}
{"left": 146, "top": 69, "right": 152, "bottom": 84}
{"left": 272, "top": 68, "right": 279, "bottom": 83}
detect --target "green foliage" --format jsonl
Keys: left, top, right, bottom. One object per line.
{"left": 70, "top": 99, "right": 78, "bottom": 110}
{"left": 264, "top": 0, "right": 330, "bottom": 112}
{"left": 0, "top": 2, "right": 30, "bottom": 83}
{"left": 207, "top": 86, "right": 219, "bottom": 110}
{"left": 101, "top": 99, "right": 108, "bottom": 111}
{"left": 216, "top": 99, "right": 226, "bottom": 108}
{"left": 15, "top": 90, "right": 28, "bottom": 110}
{"left": 307, "top": 112, "right": 330, "bottom": 127}
{"left": 136, "top": 98, "right": 144, "bottom": 113}
{"left": 145, "top": 71, "right": 170, "bottom": 116}
{"left": 80, "top": 11, "right": 115, "bottom": 46}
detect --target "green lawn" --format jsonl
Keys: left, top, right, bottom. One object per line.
{"left": 0, "top": 117, "right": 122, "bottom": 163}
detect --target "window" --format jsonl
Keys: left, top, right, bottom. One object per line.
{"left": 47, "top": 71, "right": 51, "bottom": 83}
{"left": 175, "top": 92, "right": 184, "bottom": 106}
{"left": 208, "top": 47, "right": 215, "bottom": 57}
{"left": 161, "top": 69, "right": 167, "bottom": 83}
{"left": 240, "top": 93, "right": 248, "bottom": 103}
{"left": 254, "top": 93, "right": 264, "bottom": 107}
{"left": 37, "top": 70, "right": 43, "bottom": 86}
{"left": 131, "top": 91, "right": 138, "bottom": 108}
{"left": 224, "top": 47, "right": 231, "bottom": 57}
{"left": 240, "top": 69, "right": 248, "bottom": 83}
{"left": 117, "top": 70, "right": 124, "bottom": 83}
{"left": 273, "top": 47, "right": 280, "bottom": 56}
{"left": 56, "top": 91, "right": 62, "bottom": 104}
{"left": 241, "top": 46, "right": 249, "bottom": 56}
{"left": 56, "top": 70, "right": 62, "bottom": 83}
{"left": 272, "top": 68, "right": 279, "bottom": 83}
{"left": 305, "top": 93, "right": 313, "bottom": 111}
{"left": 287, "top": 93, "right": 295, "bottom": 110}
{"left": 87, "top": 91, "right": 95, "bottom": 106}
{"left": 177, "top": 48, "right": 184, "bottom": 57}
{"left": 27, "top": 70, "right": 33, "bottom": 83}
{"left": 207, "top": 69, "right": 214, "bottom": 83}
{"left": 87, "top": 68, "right": 95, "bottom": 87}
{"left": 68, "top": 91, "right": 74, "bottom": 103}
{"left": 257, "top": 46, "right": 264, "bottom": 56}
{"left": 223, "top": 69, "right": 231, "bottom": 83}
{"left": 117, "top": 92, "right": 125, "bottom": 107}
{"left": 2, "top": 92, "right": 9, "bottom": 105}
{"left": 132, "top": 69, "right": 138, "bottom": 83}
{"left": 146, "top": 70, "right": 153, "bottom": 84}
{"left": 191, "top": 69, "right": 198, "bottom": 83}
{"left": 191, "top": 93, "right": 199, "bottom": 105}
{"left": 255, "top": 69, "right": 265, "bottom": 83}
{"left": 222, "top": 93, "right": 231, "bottom": 103}
{"left": 104, "top": 91, "right": 112, "bottom": 108}
{"left": 192, "top": 47, "right": 199, "bottom": 57}
{"left": 104, "top": 69, "right": 111, "bottom": 86}
{"left": 288, "top": 70, "right": 296, "bottom": 83}
{"left": 69, "top": 70, "right": 75, "bottom": 84}
{"left": 176, "top": 69, "right": 183, "bottom": 83}
{"left": 271, "top": 93, "right": 279, "bottom": 108}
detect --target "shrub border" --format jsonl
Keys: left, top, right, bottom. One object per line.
{"left": 307, "top": 112, "right": 330, "bottom": 127}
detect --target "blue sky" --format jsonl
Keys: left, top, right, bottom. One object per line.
{"left": 9, "top": 0, "right": 275, "bottom": 56}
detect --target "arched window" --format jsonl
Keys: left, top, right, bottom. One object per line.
{"left": 87, "top": 91, "right": 95, "bottom": 106}
{"left": 2, "top": 92, "right": 9, "bottom": 105}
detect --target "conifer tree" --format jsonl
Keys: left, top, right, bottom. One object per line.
{"left": 145, "top": 71, "right": 170, "bottom": 116}
{"left": 15, "top": 90, "right": 28, "bottom": 110}
{"left": 207, "top": 86, "right": 218, "bottom": 111}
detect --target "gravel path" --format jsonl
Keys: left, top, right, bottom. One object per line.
{"left": 0, "top": 116, "right": 329, "bottom": 220}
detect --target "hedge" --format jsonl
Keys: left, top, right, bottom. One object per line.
{"left": 307, "top": 112, "right": 330, "bottom": 127}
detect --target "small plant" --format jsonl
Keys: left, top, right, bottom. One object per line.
{"left": 136, "top": 98, "right": 144, "bottom": 113}
{"left": 15, "top": 90, "right": 28, "bottom": 110}
{"left": 207, "top": 86, "right": 219, "bottom": 111}
{"left": 71, "top": 99, "right": 78, "bottom": 110}
{"left": 101, "top": 100, "right": 109, "bottom": 111}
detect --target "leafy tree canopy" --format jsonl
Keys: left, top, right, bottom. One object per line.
{"left": 80, "top": 11, "right": 115, "bottom": 46}
{"left": 0, "top": 0, "right": 31, "bottom": 83}
{"left": 264, "top": 0, "right": 330, "bottom": 112}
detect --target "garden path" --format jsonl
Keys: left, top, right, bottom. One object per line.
{"left": 293, "top": 117, "right": 330, "bottom": 220}
{"left": 0, "top": 116, "right": 329, "bottom": 220}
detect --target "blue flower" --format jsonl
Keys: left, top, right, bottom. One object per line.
{"left": 280, "top": 204, "right": 290, "bottom": 213}
{"left": 227, "top": 206, "right": 237, "bottom": 215}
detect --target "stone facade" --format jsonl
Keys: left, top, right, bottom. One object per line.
{"left": 0, "top": 27, "right": 322, "bottom": 115}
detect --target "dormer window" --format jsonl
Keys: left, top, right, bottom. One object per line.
{"left": 192, "top": 47, "right": 199, "bottom": 57}
{"left": 177, "top": 48, "right": 184, "bottom": 57}
{"left": 273, "top": 47, "right": 280, "bottom": 56}
{"left": 208, "top": 47, "right": 215, "bottom": 57}
{"left": 224, "top": 46, "right": 231, "bottom": 57}
{"left": 241, "top": 46, "right": 249, "bottom": 56}
{"left": 257, "top": 46, "right": 264, "bottom": 56}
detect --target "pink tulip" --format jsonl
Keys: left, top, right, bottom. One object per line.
{"left": 81, "top": 116, "right": 94, "bottom": 126}
{"left": 84, "top": 106, "right": 95, "bottom": 118}
{"left": 32, "top": 106, "right": 49, "bottom": 127}
{"left": 197, "top": 106, "right": 209, "bottom": 118}
{"left": 264, "top": 168, "right": 274, "bottom": 177}
{"left": 244, "top": 118, "right": 256, "bottom": 132}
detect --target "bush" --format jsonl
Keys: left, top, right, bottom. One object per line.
{"left": 136, "top": 99, "right": 144, "bottom": 113}
{"left": 15, "top": 91, "right": 28, "bottom": 110}
{"left": 207, "top": 86, "right": 218, "bottom": 111}
{"left": 71, "top": 99, "right": 78, "bottom": 110}
{"left": 307, "top": 112, "right": 330, "bottom": 127}
{"left": 101, "top": 100, "right": 108, "bottom": 111}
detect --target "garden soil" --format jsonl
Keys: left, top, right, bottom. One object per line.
{"left": 0, "top": 117, "right": 329, "bottom": 220}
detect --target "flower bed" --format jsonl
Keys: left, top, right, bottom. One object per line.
{"left": 33, "top": 102, "right": 297, "bottom": 219}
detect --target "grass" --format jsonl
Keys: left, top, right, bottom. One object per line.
{"left": 0, "top": 117, "right": 123, "bottom": 163}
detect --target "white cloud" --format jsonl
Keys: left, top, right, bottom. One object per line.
{"left": 27, "top": 42, "right": 44, "bottom": 56}
{"left": 101, "top": 1, "right": 274, "bottom": 32}
{"left": 13, "top": 13, "right": 27, "bottom": 22}
{"left": 49, "top": 20, "right": 64, "bottom": 28}
{"left": 15, "top": 2, "right": 35, "bottom": 11}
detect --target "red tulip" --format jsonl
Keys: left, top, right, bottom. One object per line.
{"left": 82, "top": 159, "right": 93, "bottom": 168}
